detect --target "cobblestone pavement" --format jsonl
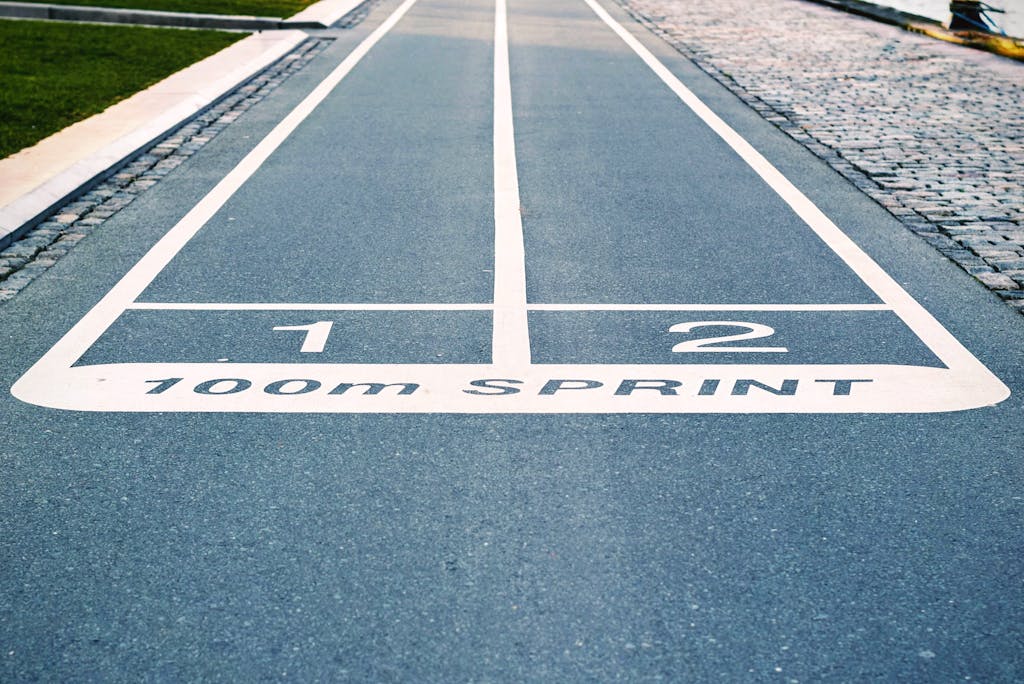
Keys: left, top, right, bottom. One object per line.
{"left": 619, "top": 0, "right": 1024, "bottom": 314}
{"left": 0, "top": 37, "right": 330, "bottom": 302}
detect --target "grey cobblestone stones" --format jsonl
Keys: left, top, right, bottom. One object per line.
{"left": 618, "top": 0, "right": 1024, "bottom": 313}
{"left": 0, "top": 37, "right": 329, "bottom": 303}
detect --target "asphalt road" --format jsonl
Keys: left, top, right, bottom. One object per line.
{"left": 2, "top": 0, "right": 1022, "bottom": 679}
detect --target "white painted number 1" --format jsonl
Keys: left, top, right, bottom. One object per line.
{"left": 273, "top": 321, "right": 334, "bottom": 353}
{"left": 670, "top": 321, "right": 787, "bottom": 353}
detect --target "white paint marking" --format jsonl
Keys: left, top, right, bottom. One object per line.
{"left": 126, "top": 302, "right": 891, "bottom": 312}
{"left": 18, "top": 363, "right": 1005, "bottom": 414}
{"left": 492, "top": 0, "right": 531, "bottom": 369}
{"left": 272, "top": 321, "right": 334, "bottom": 353}
{"left": 528, "top": 303, "right": 893, "bottom": 312}
{"left": 10, "top": 0, "right": 1009, "bottom": 415}
{"left": 670, "top": 321, "right": 787, "bottom": 353}
{"left": 129, "top": 302, "right": 493, "bottom": 311}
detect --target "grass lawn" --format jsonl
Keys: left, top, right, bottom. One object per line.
{"left": 0, "top": 19, "right": 242, "bottom": 159}
{"left": 13, "top": 0, "right": 320, "bottom": 17}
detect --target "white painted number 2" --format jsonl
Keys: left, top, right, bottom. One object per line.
{"left": 273, "top": 321, "right": 334, "bottom": 353}
{"left": 670, "top": 321, "right": 787, "bottom": 353}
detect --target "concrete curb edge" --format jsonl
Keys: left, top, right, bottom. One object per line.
{"left": 0, "top": 0, "right": 366, "bottom": 29}
{"left": 0, "top": 2, "right": 282, "bottom": 29}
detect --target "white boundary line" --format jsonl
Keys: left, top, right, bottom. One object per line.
{"left": 580, "top": 0, "right": 1002, "bottom": 378}
{"left": 128, "top": 302, "right": 493, "bottom": 311}
{"left": 127, "top": 302, "right": 894, "bottom": 312}
{"left": 491, "top": 0, "right": 531, "bottom": 369}
{"left": 10, "top": 0, "right": 1009, "bottom": 414}
{"left": 530, "top": 303, "right": 893, "bottom": 312}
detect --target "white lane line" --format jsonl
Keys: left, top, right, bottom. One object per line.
{"left": 22, "top": 0, "right": 422, "bottom": 371}
{"left": 528, "top": 303, "right": 894, "bottom": 312}
{"left": 128, "top": 303, "right": 493, "bottom": 311}
{"left": 492, "top": 0, "right": 531, "bottom": 369}
{"left": 581, "top": 0, "right": 1003, "bottom": 377}
{"left": 127, "top": 302, "right": 892, "bottom": 311}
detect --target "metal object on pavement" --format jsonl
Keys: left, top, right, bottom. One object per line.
{"left": 948, "top": 0, "right": 1006, "bottom": 34}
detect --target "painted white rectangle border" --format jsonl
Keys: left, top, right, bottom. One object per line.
{"left": 10, "top": 0, "right": 1010, "bottom": 414}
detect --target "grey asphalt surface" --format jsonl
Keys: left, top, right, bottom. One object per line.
{"left": 1, "top": 0, "right": 1022, "bottom": 679}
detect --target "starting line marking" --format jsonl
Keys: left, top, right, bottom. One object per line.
{"left": 10, "top": 0, "right": 1010, "bottom": 414}
{"left": 128, "top": 302, "right": 495, "bottom": 311}
{"left": 125, "top": 302, "right": 895, "bottom": 312}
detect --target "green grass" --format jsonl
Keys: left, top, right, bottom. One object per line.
{"left": 0, "top": 19, "right": 242, "bottom": 159}
{"left": 14, "top": 0, "right": 319, "bottom": 17}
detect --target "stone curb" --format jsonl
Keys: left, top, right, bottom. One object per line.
{"left": 0, "top": 28, "right": 311, "bottom": 250}
{"left": 0, "top": 1, "right": 282, "bottom": 29}
{"left": 0, "top": 0, "right": 364, "bottom": 29}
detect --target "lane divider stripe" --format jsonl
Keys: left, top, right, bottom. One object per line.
{"left": 492, "top": 0, "right": 531, "bottom": 368}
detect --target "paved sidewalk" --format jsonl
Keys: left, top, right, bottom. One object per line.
{"left": 619, "top": 0, "right": 1024, "bottom": 313}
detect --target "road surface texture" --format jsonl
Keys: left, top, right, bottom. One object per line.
{"left": 1, "top": 0, "right": 1022, "bottom": 679}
